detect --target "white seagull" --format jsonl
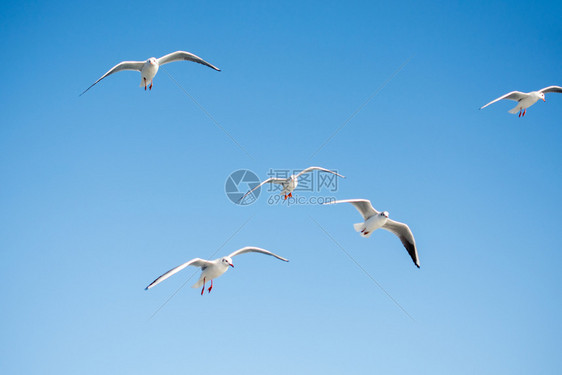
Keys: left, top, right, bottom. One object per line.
{"left": 480, "top": 86, "right": 562, "bottom": 117}
{"left": 145, "top": 246, "right": 289, "bottom": 295}
{"left": 80, "top": 51, "right": 220, "bottom": 95}
{"left": 240, "top": 167, "right": 345, "bottom": 202}
{"left": 324, "top": 199, "right": 420, "bottom": 268}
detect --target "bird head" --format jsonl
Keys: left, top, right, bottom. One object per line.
{"left": 221, "top": 257, "right": 234, "bottom": 268}
{"left": 539, "top": 92, "right": 546, "bottom": 102}
{"left": 149, "top": 57, "right": 157, "bottom": 65}
{"left": 381, "top": 211, "right": 389, "bottom": 218}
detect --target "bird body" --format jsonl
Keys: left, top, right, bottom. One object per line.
{"left": 325, "top": 199, "right": 420, "bottom": 268}
{"left": 145, "top": 247, "right": 289, "bottom": 295}
{"left": 480, "top": 86, "right": 562, "bottom": 117}
{"left": 354, "top": 212, "right": 389, "bottom": 238}
{"left": 139, "top": 58, "right": 159, "bottom": 87}
{"left": 81, "top": 51, "right": 220, "bottom": 95}
{"left": 506, "top": 91, "right": 543, "bottom": 115}
{"left": 192, "top": 257, "right": 232, "bottom": 288}
{"left": 280, "top": 175, "right": 299, "bottom": 196}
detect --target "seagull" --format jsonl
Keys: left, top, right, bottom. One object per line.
{"left": 80, "top": 51, "right": 220, "bottom": 95}
{"left": 240, "top": 167, "right": 345, "bottom": 202}
{"left": 324, "top": 199, "right": 420, "bottom": 268}
{"left": 145, "top": 246, "right": 289, "bottom": 295}
{"left": 480, "top": 86, "right": 562, "bottom": 117}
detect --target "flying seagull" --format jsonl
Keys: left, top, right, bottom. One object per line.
{"left": 324, "top": 199, "right": 420, "bottom": 268}
{"left": 80, "top": 51, "right": 220, "bottom": 95}
{"left": 480, "top": 86, "right": 562, "bottom": 117}
{"left": 240, "top": 167, "right": 345, "bottom": 202}
{"left": 145, "top": 247, "right": 289, "bottom": 295}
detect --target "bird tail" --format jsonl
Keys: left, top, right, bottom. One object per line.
{"left": 353, "top": 222, "right": 365, "bottom": 232}
{"left": 508, "top": 105, "right": 520, "bottom": 114}
{"left": 192, "top": 276, "right": 205, "bottom": 288}
{"left": 139, "top": 78, "right": 145, "bottom": 88}
{"left": 354, "top": 222, "right": 373, "bottom": 238}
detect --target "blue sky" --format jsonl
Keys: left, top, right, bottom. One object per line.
{"left": 1, "top": 0, "right": 561, "bottom": 373}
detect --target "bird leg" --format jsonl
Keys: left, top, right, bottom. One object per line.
{"left": 522, "top": 108, "right": 526, "bottom": 117}
{"left": 284, "top": 195, "right": 287, "bottom": 200}
{"left": 207, "top": 279, "right": 213, "bottom": 293}
{"left": 201, "top": 277, "right": 206, "bottom": 296}
{"left": 518, "top": 109, "right": 522, "bottom": 117}
{"left": 149, "top": 80, "right": 153, "bottom": 90}
{"left": 144, "top": 78, "right": 147, "bottom": 91}
{"left": 288, "top": 192, "right": 293, "bottom": 198}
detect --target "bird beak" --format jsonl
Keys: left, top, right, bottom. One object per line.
{"left": 229, "top": 263, "right": 234, "bottom": 268}
{"left": 543, "top": 98, "right": 546, "bottom": 102}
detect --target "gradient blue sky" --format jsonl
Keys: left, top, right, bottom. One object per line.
{"left": 1, "top": 1, "right": 562, "bottom": 374}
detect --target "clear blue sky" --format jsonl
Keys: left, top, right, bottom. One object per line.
{"left": 1, "top": 1, "right": 561, "bottom": 374}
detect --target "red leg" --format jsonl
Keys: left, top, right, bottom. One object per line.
{"left": 149, "top": 80, "right": 153, "bottom": 90}
{"left": 522, "top": 108, "right": 526, "bottom": 117}
{"left": 208, "top": 279, "right": 213, "bottom": 293}
{"left": 144, "top": 78, "right": 147, "bottom": 91}
{"left": 284, "top": 195, "right": 287, "bottom": 200}
{"left": 288, "top": 192, "right": 292, "bottom": 198}
{"left": 201, "top": 277, "right": 206, "bottom": 296}
{"left": 518, "top": 110, "right": 521, "bottom": 117}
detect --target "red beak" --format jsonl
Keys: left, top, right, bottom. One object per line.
{"left": 230, "top": 263, "right": 234, "bottom": 268}
{"left": 543, "top": 98, "right": 546, "bottom": 102}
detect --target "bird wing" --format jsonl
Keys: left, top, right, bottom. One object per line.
{"left": 239, "top": 177, "right": 286, "bottom": 201}
{"left": 228, "top": 246, "right": 289, "bottom": 262}
{"left": 479, "top": 91, "right": 527, "bottom": 109}
{"left": 295, "top": 166, "right": 345, "bottom": 179}
{"left": 539, "top": 86, "right": 562, "bottom": 94}
{"left": 145, "top": 258, "right": 210, "bottom": 290}
{"left": 381, "top": 219, "right": 420, "bottom": 268}
{"left": 324, "top": 199, "right": 378, "bottom": 220}
{"left": 157, "top": 51, "right": 221, "bottom": 71}
{"left": 80, "top": 61, "right": 145, "bottom": 96}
